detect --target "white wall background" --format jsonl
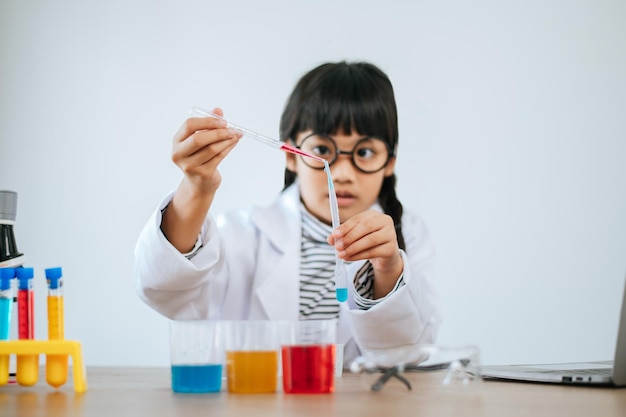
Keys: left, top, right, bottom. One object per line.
{"left": 1, "top": 0, "right": 625, "bottom": 368}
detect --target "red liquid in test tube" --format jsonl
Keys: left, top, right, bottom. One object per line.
{"left": 17, "top": 269, "right": 34, "bottom": 339}
{"left": 16, "top": 267, "right": 38, "bottom": 386}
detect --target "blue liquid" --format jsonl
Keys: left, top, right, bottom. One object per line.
{"left": 336, "top": 288, "right": 348, "bottom": 303}
{"left": 171, "top": 364, "right": 222, "bottom": 393}
{"left": 0, "top": 298, "right": 12, "bottom": 339}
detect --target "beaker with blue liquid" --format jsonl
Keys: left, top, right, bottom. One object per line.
{"left": 170, "top": 320, "right": 225, "bottom": 393}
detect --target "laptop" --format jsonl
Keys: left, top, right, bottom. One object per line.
{"left": 481, "top": 277, "right": 626, "bottom": 386}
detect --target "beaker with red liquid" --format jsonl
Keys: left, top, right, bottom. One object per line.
{"left": 281, "top": 319, "right": 337, "bottom": 394}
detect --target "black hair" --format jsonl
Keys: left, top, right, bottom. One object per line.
{"left": 279, "top": 61, "right": 406, "bottom": 250}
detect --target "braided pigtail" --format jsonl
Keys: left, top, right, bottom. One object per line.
{"left": 378, "top": 174, "right": 405, "bottom": 251}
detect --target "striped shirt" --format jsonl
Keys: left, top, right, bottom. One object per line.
{"left": 299, "top": 204, "right": 340, "bottom": 319}
{"left": 298, "top": 204, "right": 405, "bottom": 319}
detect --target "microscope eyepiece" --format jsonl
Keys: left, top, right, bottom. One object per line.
{"left": 0, "top": 190, "right": 25, "bottom": 266}
{"left": 0, "top": 190, "right": 18, "bottom": 223}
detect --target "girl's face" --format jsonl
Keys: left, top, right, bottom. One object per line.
{"left": 286, "top": 129, "right": 396, "bottom": 225}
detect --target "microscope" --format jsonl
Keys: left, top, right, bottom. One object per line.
{"left": 0, "top": 190, "right": 25, "bottom": 268}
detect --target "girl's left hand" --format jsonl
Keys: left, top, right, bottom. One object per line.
{"left": 327, "top": 210, "right": 404, "bottom": 296}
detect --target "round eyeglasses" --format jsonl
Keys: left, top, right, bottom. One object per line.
{"left": 294, "top": 134, "right": 394, "bottom": 174}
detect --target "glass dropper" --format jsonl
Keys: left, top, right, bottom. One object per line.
{"left": 189, "top": 106, "right": 348, "bottom": 302}
{"left": 188, "top": 107, "right": 325, "bottom": 163}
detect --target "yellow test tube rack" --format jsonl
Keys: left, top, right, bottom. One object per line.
{"left": 0, "top": 340, "right": 87, "bottom": 393}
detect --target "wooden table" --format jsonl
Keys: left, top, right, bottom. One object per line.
{"left": 0, "top": 367, "right": 624, "bottom": 416}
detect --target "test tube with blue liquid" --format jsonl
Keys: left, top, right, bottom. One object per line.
{"left": 0, "top": 267, "right": 16, "bottom": 385}
{"left": 325, "top": 162, "right": 349, "bottom": 302}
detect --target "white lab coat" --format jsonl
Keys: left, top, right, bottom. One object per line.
{"left": 134, "top": 184, "right": 441, "bottom": 366}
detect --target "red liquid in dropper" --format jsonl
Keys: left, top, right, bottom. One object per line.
{"left": 279, "top": 143, "right": 326, "bottom": 162}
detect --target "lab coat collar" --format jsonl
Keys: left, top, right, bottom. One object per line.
{"left": 248, "top": 184, "right": 302, "bottom": 321}
{"left": 251, "top": 183, "right": 302, "bottom": 254}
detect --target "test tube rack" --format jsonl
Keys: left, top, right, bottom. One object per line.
{"left": 0, "top": 340, "right": 87, "bottom": 393}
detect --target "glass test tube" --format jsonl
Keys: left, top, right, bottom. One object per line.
{"left": 0, "top": 267, "right": 16, "bottom": 385}
{"left": 324, "top": 162, "right": 348, "bottom": 302}
{"left": 16, "top": 267, "right": 38, "bottom": 386}
{"left": 45, "top": 267, "right": 68, "bottom": 388}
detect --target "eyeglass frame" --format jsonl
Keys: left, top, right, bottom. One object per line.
{"left": 292, "top": 133, "right": 396, "bottom": 174}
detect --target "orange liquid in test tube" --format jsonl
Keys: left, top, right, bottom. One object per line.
{"left": 45, "top": 267, "right": 68, "bottom": 388}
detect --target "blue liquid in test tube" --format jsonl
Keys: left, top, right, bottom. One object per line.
{"left": 335, "top": 287, "right": 348, "bottom": 303}
{"left": 0, "top": 268, "right": 16, "bottom": 340}
{"left": 0, "top": 268, "right": 16, "bottom": 386}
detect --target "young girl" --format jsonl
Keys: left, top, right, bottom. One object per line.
{"left": 134, "top": 61, "right": 441, "bottom": 365}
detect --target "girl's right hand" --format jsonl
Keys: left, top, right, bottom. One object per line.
{"left": 162, "top": 108, "right": 243, "bottom": 252}
{"left": 171, "top": 107, "right": 242, "bottom": 195}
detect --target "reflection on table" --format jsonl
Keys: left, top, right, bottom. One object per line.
{"left": 0, "top": 367, "right": 625, "bottom": 417}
